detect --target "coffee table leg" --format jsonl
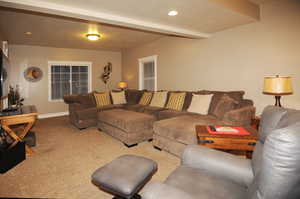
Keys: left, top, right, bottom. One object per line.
{"left": 246, "top": 151, "right": 252, "bottom": 159}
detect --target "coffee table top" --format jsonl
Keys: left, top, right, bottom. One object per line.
{"left": 196, "top": 125, "right": 258, "bottom": 140}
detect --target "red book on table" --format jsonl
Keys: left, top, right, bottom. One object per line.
{"left": 206, "top": 126, "right": 250, "bottom": 135}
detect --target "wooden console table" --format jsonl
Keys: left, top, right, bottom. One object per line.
{"left": 0, "top": 105, "right": 38, "bottom": 155}
{"left": 196, "top": 125, "right": 258, "bottom": 158}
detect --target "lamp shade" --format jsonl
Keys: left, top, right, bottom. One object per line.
{"left": 118, "top": 81, "right": 128, "bottom": 89}
{"left": 263, "top": 76, "right": 293, "bottom": 95}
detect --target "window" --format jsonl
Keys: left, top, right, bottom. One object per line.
{"left": 138, "top": 55, "right": 157, "bottom": 91}
{"left": 48, "top": 61, "right": 92, "bottom": 101}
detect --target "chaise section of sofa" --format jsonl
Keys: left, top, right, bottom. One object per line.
{"left": 152, "top": 90, "right": 256, "bottom": 156}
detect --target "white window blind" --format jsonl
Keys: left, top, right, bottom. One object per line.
{"left": 143, "top": 61, "right": 155, "bottom": 91}
{"left": 49, "top": 62, "right": 91, "bottom": 101}
{"left": 139, "top": 55, "right": 157, "bottom": 91}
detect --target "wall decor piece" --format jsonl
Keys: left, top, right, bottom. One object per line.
{"left": 2, "top": 41, "right": 8, "bottom": 58}
{"left": 100, "top": 62, "right": 112, "bottom": 84}
{"left": 24, "top": 67, "right": 43, "bottom": 82}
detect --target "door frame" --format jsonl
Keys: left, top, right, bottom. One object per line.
{"left": 138, "top": 55, "right": 158, "bottom": 91}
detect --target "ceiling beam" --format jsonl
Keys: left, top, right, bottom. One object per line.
{"left": 210, "top": 0, "right": 260, "bottom": 20}
{"left": 0, "top": 0, "right": 211, "bottom": 39}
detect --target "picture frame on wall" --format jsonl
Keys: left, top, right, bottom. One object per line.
{"left": 2, "top": 41, "right": 8, "bottom": 58}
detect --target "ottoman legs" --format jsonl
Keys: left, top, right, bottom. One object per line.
{"left": 153, "top": 146, "right": 162, "bottom": 151}
{"left": 113, "top": 194, "right": 141, "bottom": 199}
{"left": 124, "top": 143, "right": 138, "bottom": 148}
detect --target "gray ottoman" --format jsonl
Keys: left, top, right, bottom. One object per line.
{"left": 98, "top": 109, "right": 155, "bottom": 147}
{"left": 91, "top": 155, "right": 157, "bottom": 199}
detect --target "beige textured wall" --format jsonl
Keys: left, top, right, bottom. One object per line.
{"left": 9, "top": 45, "right": 121, "bottom": 114}
{"left": 122, "top": 0, "right": 300, "bottom": 114}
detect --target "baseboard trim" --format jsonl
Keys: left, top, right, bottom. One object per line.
{"left": 38, "top": 111, "right": 69, "bottom": 119}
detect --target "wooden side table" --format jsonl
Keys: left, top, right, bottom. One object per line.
{"left": 251, "top": 116, "right": 261, "bottom": 130}
{"left": 0, "top": 105, "right": 38, "bottom": 155}
{"left": 196, "top": 125, "right": 258, "bottom": 158}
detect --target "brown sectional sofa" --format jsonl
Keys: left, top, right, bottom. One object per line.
{"left": 63, "top": 89, "right": 255, "bottom": 155}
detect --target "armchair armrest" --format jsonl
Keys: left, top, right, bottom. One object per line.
{"left": 181, "top": 145, "right": 253, "bottom": 187}
{"left": 223, "top": 106, "right": 256, "bottom": 126}
{"left": 141, "top": 182, "right": 195, "bottom": 199}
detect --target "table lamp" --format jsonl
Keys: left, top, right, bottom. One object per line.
{"left": 118, "top": 81, "right": 128, "bottom": 90}
{"left": 263, "top": 75, "right": 293, "bottom": 107}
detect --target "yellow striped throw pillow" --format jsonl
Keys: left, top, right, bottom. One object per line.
{"left": 150, "top": 91, "right": 168, "bottom": 107}
{"left": 139, "top": 92, "right": 153, "bottom": 105}
{"left": 166, "top": 92, "right": 186, "bottom": 111}
{"left": 94, "top": 92, "right": 111, "bottom": 107}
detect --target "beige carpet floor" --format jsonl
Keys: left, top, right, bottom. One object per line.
{"left": 0, "top": 116, "right": 179, "bottom": 198}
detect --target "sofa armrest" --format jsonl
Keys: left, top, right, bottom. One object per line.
{"left": 69, "top": 103, "right": 86, "bottom": 112}
{"left": 141, "top": 182, "right": 195, "bottom": 199}
{"left": 239, "top": 99, "right": 254, "bottom": 108}
{"left": 63, "top": 94, "right": 80, "bottom": 104}
{"left": 181, "top": 145, "right": 253, "bottom": 187}
{"left": 76, "top": 107, "right": 98, "bottom": 120}
{"left": 223, "top": 106, "right": 256, "bottom": 126}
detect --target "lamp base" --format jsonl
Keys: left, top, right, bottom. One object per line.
{"left": 275, "top": 96, "right": 282, "bottom": 107}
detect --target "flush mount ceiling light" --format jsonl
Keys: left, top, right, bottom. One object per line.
{"left": 168, "top": 10, "right": 178, "bottom": 16}
{"left": 86, "top": 33, "right": 100, "bottom": 41}
{"left": 25, "top": 31, "right": 32, "bottom": 35}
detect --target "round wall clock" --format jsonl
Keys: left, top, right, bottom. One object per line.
{"left": 24, "top": 67, "right": 43, "bottom": 82}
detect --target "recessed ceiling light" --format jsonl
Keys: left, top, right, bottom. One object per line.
{"left": 25, "top": 32, "right": 32, "bottom": 35}
{"left": 168, "top": 10, "right": 178, "bottom": 16}
{"left": 86, "top": 33, "right": 100, "bottom": 41}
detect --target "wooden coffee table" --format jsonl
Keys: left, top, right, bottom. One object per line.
{"left": 195, "top": 125, "right": 258, "bottom": 158}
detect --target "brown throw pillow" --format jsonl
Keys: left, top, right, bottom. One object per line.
{"left": 212, "top": 94, "right": 238, "bottom": 119}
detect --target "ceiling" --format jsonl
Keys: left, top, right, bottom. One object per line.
{"left": 0, "top": 0, "right": 264, "bottom": 51}
{"left": 0, "top": 9, "right": 163, "bottom": 51}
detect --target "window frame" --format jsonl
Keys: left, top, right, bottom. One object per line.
{"left": 138, "top": 55, "right": 157, "bottom": 91}
{"left": 48, "top": 61, "right": 92, "bottom": 102}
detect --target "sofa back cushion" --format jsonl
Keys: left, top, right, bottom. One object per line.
{"left": 208, "top": 91, "right": 245, "bottom": 115}
{"left": 150, "top": 91, "right": 168, "bottom": 107}
{"left": 166, "top": 92, "right": 186, "bottom": 111}
{"left": 187, "top": 94, "right": 213, "bottom": 115}
{"left": 211, "top": 94, "right": 238, "bottom": 119}
{"left": 94, "top": 92, "right": 111, "bottom": 107}
{"left": 139, "top": 92, "right": 153, "bottom": 105}
{"left": 125, "top": 89, "right": 144, "bottom": 105}
{"left": 111, "top": 91, "right": 127, "bottom": 104}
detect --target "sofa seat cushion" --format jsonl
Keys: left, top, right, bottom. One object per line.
{"left": 144, "top": 106, "right": 166, "bottom": 115}
{"left": 165, "top": 166, "right": 246, "bottom": 199}
{"left": 98, "top": 109, "right": 155, "bottom": 133}
{"left": 158, "top": 110, "right": 189, "bottom": 120}
{"left": 154, "top": 115, "right": 222, "bottom": 145}
{"left": 124, "top": 104, "right": 146, "bottom": 112}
